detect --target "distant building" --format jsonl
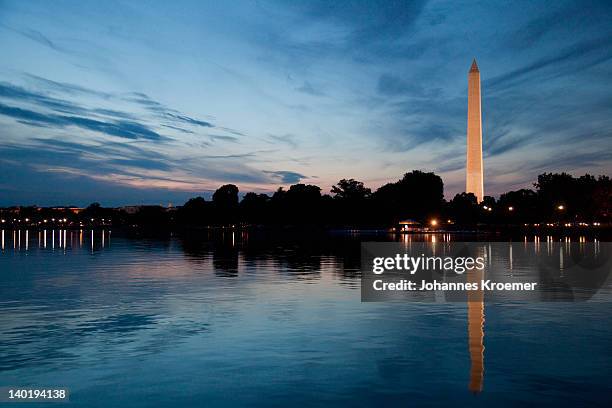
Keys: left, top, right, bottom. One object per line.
{"left": 51, "top": 207, "right": 83, "bottom": 214}
{"left": 397, "top": 219, "right": 423, "bottom": 232}
{"left": 119, "top": 206, "right": 142, "bottom": 214}
{"left": 118, "top": 205, "right": 176, "bottom": 214}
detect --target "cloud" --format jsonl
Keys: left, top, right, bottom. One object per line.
{"left": 486, "top": 35, "right": 612, "bottom": 90}
{"left": 0, "top": 76, "right": 247, "bottom": 146}
{"left": 484, "top": 129, "right": 534, "bottom": 157}
{"left": 267, "top": 133, "right": 298, "bottom": 148}
{"left": 106, "top": 158, "right": 172, "bottom": 171}
{"left": 376, "top": 74, "right": 439, "bottom": 98}
{"left": 13, "top": 27, "right": 64, "bottom": 52}
{"left": 296, "top": 81, "right": 326, "bottom": 96}
{"left": 68, "top": 116, "right": 166, "bottom": 141}
{"left": 24, "top": 74, "right": 113, "bottom": 98}
{"left": 0, "top": 102, "right": 167, "bottom": 141}
{"left": 374, "top": 95, "right": 465, "bottom": 151}
{"left": 0, "top": 82, "right": 88, "bottom": 115}
{"left": 165, "top": 112, "right": 213, "bottom": 128}
{"left": 127, "top": 92, "right": 214, "bottom": 128}
{"left": 218, "top": 127, "right": 246, "bottom": 137}
{"left": 281, "top": 0, "right": 428, "bottom": 46}
{"left": 0, "top": 158, "right": 197, "bottom": 206}
{"left": 209, "top": 134, "right": 239, "bottom": 143}
{"left": 522, "top": 149, "right": 612, "bottom": 174}
{"left": 264, "top": 170, "right": 305, "bottom": 183}
{"left": 1, "top": 78, "right": 218, "bottom": 136}
{"left": 505, "top": 2, "right": 611, "bottom": 51}
{"left": 0, "top": 138, "right": 282, "bottom": 202}
{"left": 0, "top": 74, "right": 287, "bottom": 201}
{"left": 92, "top": 108, "right": 137, "bottom": 120}
{"left": 0, "top": 139, "right": 173, "bottom": 174}
{"left": 198, "top": 152, "right": 256, "bottom": 159}
{"left": 162, "top": 124, "right": 194, "bottom": 134}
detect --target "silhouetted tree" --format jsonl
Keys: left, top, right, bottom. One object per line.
{"left": 240, "top": 192, "right": 270, "bottom": 224}
{"left": 132, "top": 206, "right": 170, "bottom": 228}
{"left": 449, "top": 192, "right": 479, "bottom": 225}
{"left": 480, "top": 195, "right": 496, "bottom": 223}
{"left": 213, "top": 184, "right": 239, "bottom": 225}
{"left": 534, "top": 173, "right": 612, "bottom": 222}
{"left": 177, "top": 196, "right": 211, "bottom": 226}
{"left": 498, "top": 189, "right": 538, "bottom": 223}
{"left": 374, "top": 170, "right": 444, "bottom": 224}
{"left": 593, "top": 176, "right": 611, "bottom": 221}
{"left": 7, "top": 170, "right": 609, "bottom": 230}
{"left": 80, "top": 202, "right": 115, "bottom": 223}
{"left": 331, "top": 179, "right": 371, "bottom": 200}
{"left": 481, "top": 196, "right": 496, "bottom": 208}
{"left": 330, "top": 179, "right": 372, "bottom": 226}
{"left": 534, "top": 172, "right": 577, "bottom": 220}
{"left": 81, "top": 202, "right": 101, "bottom": 217}
{"left": 284, "top": 184, "right": 322, "bottom": 225}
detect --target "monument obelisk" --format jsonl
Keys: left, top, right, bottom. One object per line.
{"left": 466, "top": 59, "right": 484, "bottom": 202}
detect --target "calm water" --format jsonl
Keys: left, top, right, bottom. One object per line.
{"left": 1, "top": 230, "right": 611, "bottom": 407}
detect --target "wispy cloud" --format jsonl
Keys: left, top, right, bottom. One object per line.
{"left": 4, "top": 25, "right": 65, "bottom": 52}
{"left": 487, "top": 35, "right": 612, "bottom": 90}
{"left": 209, "top": 134, "right": 240, "bottom": 143}
{"left": 24, "top": 74, "right": 113, "bottom": 98}
{"left": 0, "top": 102, "right": 167, "bottom": 141}
{"left": 0, "top": 82, "right": 88, "bottom": 115}
{"left": 296, "top": 81, "right": 326, "bottom": 96}
{"left": 127, "top": 92, "right": 214, "bottom": 128}
{"left": 264, "top": 170, "right": 306, "bottom": 183}
{"left": 377, "top": 74, "right": 440, "bottom": 98}
{"left": 267, "top": 133, "right": 299, "bottom": 148}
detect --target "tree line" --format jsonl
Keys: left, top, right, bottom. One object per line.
{"left": 173, "top": 171, "right": 611, "bottom": 228}
{"left": 2, "top": 171, "right": 610, "bottom": 229}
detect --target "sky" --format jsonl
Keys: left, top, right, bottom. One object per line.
{"left": 0, "top": 0, "right": 611, "bottom": 206}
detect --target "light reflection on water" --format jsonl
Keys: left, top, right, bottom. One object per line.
{"left": 0, "top": 230, "right": 611, "bottom": 407}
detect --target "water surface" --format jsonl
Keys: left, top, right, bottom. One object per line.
{"left": 1, "top": 230, "right": 611, "bottom": 407}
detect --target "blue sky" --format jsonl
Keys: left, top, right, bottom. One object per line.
{"left": 0, "top": 0, "right": 611, "bottom": 206}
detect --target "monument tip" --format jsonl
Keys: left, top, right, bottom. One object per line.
{"left": 470, "top": 58, "right": 479, "bottom": 73}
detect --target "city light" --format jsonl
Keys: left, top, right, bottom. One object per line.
{"left": 430, "top": 219, "right": 438, "bottom": 227}
{"left": 557, "top": 205, "right": 565, "bottom": 210}
{"left": 508, "top": 206, "right": 514, "bottom": 211}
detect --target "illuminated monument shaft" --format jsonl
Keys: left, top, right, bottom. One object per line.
{"left": 466, "top": 59, "right": 484, "bottom": 202}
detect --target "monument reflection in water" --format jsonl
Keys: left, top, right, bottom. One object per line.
{"left": 467, "top": 267, "right": 485, "bottom": 393}
{"left": 1, "top": 230, "right": 611, "bottom": 407}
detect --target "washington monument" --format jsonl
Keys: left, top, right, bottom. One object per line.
{"left": 466, "top": 59, "right": 484, "bottom": 202}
